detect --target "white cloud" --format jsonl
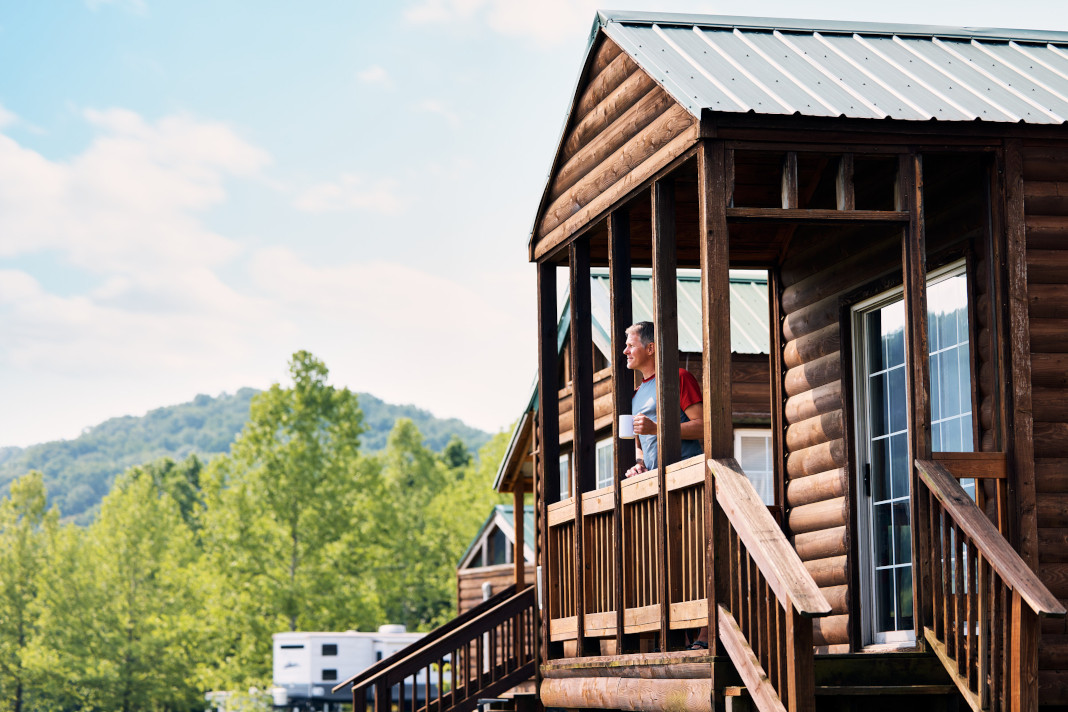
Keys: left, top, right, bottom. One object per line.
{"left": 0, "top": 109, "right": 270, "bottom": 273}
{"left": 416, "top": 99, "right": 460, "bottom": 128}
{"left": 357, "top": 65, "right": 393, "bottom": 88}
{"left": 293, "top": 173, "right": 403, "bottom": 214}
{"left": 404, "top": 0, "right": 600, "bottom": 44}
{"left": 0, "top": 104, "right": 16, "bottom": 130}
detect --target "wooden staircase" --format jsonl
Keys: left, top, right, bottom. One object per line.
{"left": 333, "top": 585, "right": 537, "bottom": 712}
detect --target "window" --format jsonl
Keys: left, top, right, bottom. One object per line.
{"left": 735, "top": 429, "right": 773, "bottom": 505}
{"left": 559, "top": 454, "right": 571, "bottom": 499}
{"left": 322, "top": 669, "right": 338, "bottom": 681}
{"left": 321, "top": 643, "right": 337, "bottom": 656}
{"left": 488, "top": 526, "right": 509, "bottom": 566}
{"left": 595, "top": 438, "right": 613, "bottom": 489}
{"left": 853, "top": 260, "right": 973, "bottom": 646}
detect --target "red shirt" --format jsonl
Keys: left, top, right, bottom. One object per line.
{"left": 638, "top": 368, "right": 703, "bottom": 411}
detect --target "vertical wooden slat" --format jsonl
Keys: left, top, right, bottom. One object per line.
{"left": 900, "top": 152, "right": 932, "bottom": 639}
{"left": 699, "top": 140, "right": 733, "bottom": 655}
{"left": 537, "top": 262, "right": 559, "bottom": 661}
{"left": 961, "top": 527, "right": 969, "bottom": 683}
{"left": 513, "top": 486, "right": 525, "bottom": 590}
{"left": 992, "top": 578, "right": 1003, "bottom": 712}
{"left": 609, "top": 209, "right": 633, "bottom": 652}
{"left": 785, "top": 607, "right": 814, "bottom": 712}
{"left": 968, "top": 542, "right": 978, "bottom": 692}
{"left": 1010, "top": 590, "right": 1039, "bottom": 712}
{"left": 1002, "top": 139, "right": 1038, "bottom": 570}
{"left": 836, "top": 154, "right": 855, "bottom": 211}
{"left": 931, "top": 493, "right": 944, "bottom": 640}
{"left": 944, "top": 511, "right": 955, "bottom": 658}
{"left": 652, "top": 178, "right": 680, "bottom": 650}
{"left": 978, "top": 556, "right": 990, "bottom": 709}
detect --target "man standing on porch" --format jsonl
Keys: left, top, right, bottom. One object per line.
{"left": 623, "top": 321, "right": 704, "bottom": 477}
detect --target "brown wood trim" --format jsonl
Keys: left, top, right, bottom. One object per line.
{"left": 533, "top": 125, "right": 699, "bottom": 262}
{"left": 1004, "top": 138, "right": 1038, "bottom": 572}
{"left": 900, "top": 152, "right": 933, "bottom": 642}
{"left": 770, "top": 269, "right": 787, "bottom": 525}
{"left": 931, "top": 452, "right": 1008, "bottom": 479}
{"left": 513, "top": 485, "right": 525, "bottom": 589}
{"left": 608, "top": 208, "right": 634, "bottom": 654}
{"left": 726, "top": 208, "right": 909, "bottom": 223}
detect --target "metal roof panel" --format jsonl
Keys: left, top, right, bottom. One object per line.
{"left": 595, "top": 14, "right": 1068, "bottom": 125}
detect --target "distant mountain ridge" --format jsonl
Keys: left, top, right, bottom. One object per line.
{"left": 0, "top": 389, "right": 491, "bottom": 523}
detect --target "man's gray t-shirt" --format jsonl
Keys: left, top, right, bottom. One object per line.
{"left": 632, "top": 373, "right": 703, "bottom": 471}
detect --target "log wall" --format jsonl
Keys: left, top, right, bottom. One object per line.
{"left": 776, "top": 154, "right": 988, "bottom": 650}
{"left": 458, "top": 564, "right": 537, "bottom": 615}
{"left": 533, "top": 38, "right": 698, "bottom": 261}
{"left": 1021, "top": 141, "right": 1068, "bottom": 704}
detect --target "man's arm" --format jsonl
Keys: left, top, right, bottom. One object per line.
{"left": 680, "top": 402, "right": 703, "bottom": 440}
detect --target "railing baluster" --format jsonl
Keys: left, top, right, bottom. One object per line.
{"left": 931, "top": 491, "right": 943, "bottom": 640}
{"left": 969, "top": 542, "right": 979, "bottom": 693}
{"left": 956, "top": 524, "right": 966, "bottom": 678}
{"left": 979, "top": 556, "right": 990, "bottom": 710}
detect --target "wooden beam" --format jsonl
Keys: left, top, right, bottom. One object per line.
{"left": 1004, "top": 138, "right": 1039, "bottom": 571}
{"left": 608, "top": 209, "right": 635, "bottom": 654}
{"left": 699, "top": 140, "right": 732, "bottom": 655}
{"left": 570, "top": 238, "right": 596, "bottom": 656}
{"left": 652, "top": 177, "right": 681, "bottom": 651}
{"left": 900, "top": 151, "right": 933, "bottom": 642}
{"left": 726, "top": 208, "right": 908, "bottom": 223}
{"left": 782, "top": 152, "right": 798, "bottom": 209}
{"left": 537, "top": 262, "right": 561, "bottom": 660}
{"left": 836, "top": 154, "right": 855, "bottom": 211}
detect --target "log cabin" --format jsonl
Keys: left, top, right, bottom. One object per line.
{"left": 337, "top": 11, "right": 1068, "bottom": 712}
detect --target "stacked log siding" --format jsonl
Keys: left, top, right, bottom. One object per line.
{"left": 1022, "top": 142, "right": 1068, "bottom": 704}
{"left": 534, "top": 38, "right": 698, "bottom": 260}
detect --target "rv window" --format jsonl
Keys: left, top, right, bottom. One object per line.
{"left": 322, "top": 669, "right": 338, "bottom": 681}
{"left": 280, "top": 644, "right": 304, "bottom": 649}
{"left": 322, "top": 644, "right": 337, "bottom": 656}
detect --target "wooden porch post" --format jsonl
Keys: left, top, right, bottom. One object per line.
{"left": 698, "top": 140, "right": 732, "bottom": 652}
{"left": 537, "top": 261, "right": 560, "bottom": 661}
{"left": 652, "top": 178, "right": 681, "bottom": 651}
{"left": 513, "top": 483, "right": 525, "bottom": 589}
{"left": 899, "top": 152, "right": 933, "bottom": 637}
{"left": 570, "top": 238, "right": 596, "bottom": 655}
{"left": 608, "top": 209, "right": 634, "bottom": 653}
{"left": 1003, "top": 138, "right": 1038, "bottom": 571}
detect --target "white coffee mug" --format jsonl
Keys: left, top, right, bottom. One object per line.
{"left": 618, "top": 414, "right": 635, "bottom": 439}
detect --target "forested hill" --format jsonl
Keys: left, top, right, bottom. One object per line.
{"left": 0, "top": 388, "right": 490, "bottom": 523}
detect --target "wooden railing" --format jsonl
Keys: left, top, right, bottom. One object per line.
{"left": 545, "top": 455, "right": 709, "bottom": 641}
{"left": 931, "top": 452, "right": 1010, "bottom": 536}
{"left": 709, "top": 457, "right": 832, "bottom": 712}
{"left": 916, "top": 458, "right": 1067, "bottom": 712}
{"left": 334, "top": 585, "right": 537, "bottom": 712}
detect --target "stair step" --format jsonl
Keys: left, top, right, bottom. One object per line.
{"left": 725, "top": 684, "right": 957, "bottom": 697}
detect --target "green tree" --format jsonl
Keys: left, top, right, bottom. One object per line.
{"left": 200, "top": 351, "right": 378, "bottom": 687}
{"left": 0, "top": 473, "right": 54, "bottom": 712}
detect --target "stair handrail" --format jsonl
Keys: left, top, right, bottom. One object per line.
{"left": 350, "top": 585, "right": 536, "bottom": 693}
{"left": 710, "top": 458, "right": 832, "bottom": 618}
{"left": 710, "top": 457, "right": 830, "bottom": 712}
{"left": 916, "top": 459, "right": 1065, "bottom": 617}
{"left": 332, "top": 583, "right": 519, "bottom": 693}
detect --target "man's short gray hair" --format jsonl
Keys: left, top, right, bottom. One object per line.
{"left": 626, "top": 321, "right": 654, "bottom": 347}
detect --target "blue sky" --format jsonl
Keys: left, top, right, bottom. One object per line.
{"left": 1, "top": 0, "right": 1067, "bottom": 448}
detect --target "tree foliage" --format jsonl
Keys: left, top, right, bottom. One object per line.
{"left": 0, "top": 351, "right": 512, "bottom": 708}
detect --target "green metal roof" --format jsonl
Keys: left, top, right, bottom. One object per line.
{"left": 559, "top": 270, "right": 769, "bottom": 357}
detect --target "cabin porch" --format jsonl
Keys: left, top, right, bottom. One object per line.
{"left": 531, "top": 115, "right": 1066, "bottom": 709}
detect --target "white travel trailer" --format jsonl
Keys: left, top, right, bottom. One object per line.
{"left": 271, "top": 625, "right": 427, "bottom": 711}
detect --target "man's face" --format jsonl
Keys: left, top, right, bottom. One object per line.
{"left": 623, "top": 331, "right": 654, "bottom": 373}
